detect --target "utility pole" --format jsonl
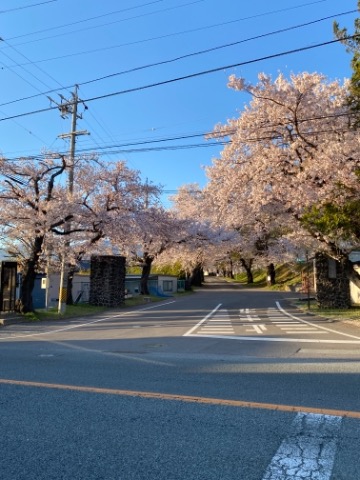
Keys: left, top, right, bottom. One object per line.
{"left": 56, "top": 85, "right": 90, "bottom": 194}
{"left": 49, "top": 86, "right": 89, "bottom": 313}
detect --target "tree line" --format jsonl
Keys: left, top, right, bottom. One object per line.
{"left": 1, "top": 4, "right": 360, "bottom": 312}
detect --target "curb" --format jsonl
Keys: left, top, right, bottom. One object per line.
{"left": 0, "top": 315, "right": 28, "bottom": 327}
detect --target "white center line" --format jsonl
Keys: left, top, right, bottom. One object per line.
{"left": 262, "top": 413, "right": 342, "bottom": 480}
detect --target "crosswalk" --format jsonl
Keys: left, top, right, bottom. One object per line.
{"left": 266, "top": 307, "right": 328, "bottom": 335}
{"left": 186, "top": 305, "right": 329, "bottom": 338}
{"left": 196, "top": 309, "right": 235, "bottom": 335}
{"left": 184, "top": 304, "right": 360, "bottom": 342}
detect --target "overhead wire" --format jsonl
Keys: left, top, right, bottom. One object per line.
{"left": 2, "top": 117, "right": 355, "bottom": 161}
{"left": 0, "top": 40, "right": 61, "bottom": 92}
{"left": 0, "top": 2, "right": 210, "bottom": 155}
{"left": 79, "top": 9, "right": 358, "bottom": 88}
{"left": 0, "top": 1, "right": 57, "bottom": 14}
{"left": 0, "top": 1, "right": 356, "bottom": 169}
{"left": 0, "top": 34, "right": 358, "bottom": 124}
{"left": 5, "top": 0, "right": 206, "bottom": 46}
{"left": 2, "top": 1, "right": 341, "bottom": 67}
{"left": 0, "top": 1, "right": 209, "bottom": 158}
{"left": 4, "top": 0, "right": 165, "bottom": 41}
{"left": 0, "top": 8, "right": 354, "bottom": 109}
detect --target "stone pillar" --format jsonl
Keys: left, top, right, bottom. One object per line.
{"left": 315, "top": 252, "right": 350, "bottom": 308}
{"left": 89, "top": 255, "right": 126, "bottom": 307}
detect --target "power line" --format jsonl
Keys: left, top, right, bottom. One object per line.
{"left": 5, "top": 0, "right": 205, "bottom": 44}
{"left": 1, "top": 8, "right": 354, "bottom": 109}
{"left": 2, "top": 104, "right": 355, "bottom": 159}
{"left": 2, "top": 120, "right": 355, "bottom": 161}
{"left": 85, "top": 128, "right": 356, "bottom": 155}
{"left": 4, "top": 1, "right": 164, "bottom": 40}
{"left": 0, "top": 1, "right": 57, "bottom": 14}
{"left": 3, "top": 2, "right": 345, "bottom": 69}
{"left": 65, "top": 108, "right": 356, "bottom": 152}
{"left": 79, "top": 10, "right": 358, "bottom": 88}
{"left": 0, "top": 40, "right": 57, "bottom": 92}
{"left": 0, "top": 34, "right": 70, "bottom": 151}
{"left": 1, "top": 34, "right": 357, "bottom": 124}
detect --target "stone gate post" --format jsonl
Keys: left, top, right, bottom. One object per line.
{"left": 89, "top": 255, "right": 126, "bottom": 307}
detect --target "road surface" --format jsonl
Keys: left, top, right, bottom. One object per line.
{"left": 1, "top": 279, "right": 359, "bottom": 479}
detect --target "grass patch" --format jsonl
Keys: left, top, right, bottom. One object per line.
{"left": 272, "top": 264, "right": 302, "bottom": 289}
{"left": 233, "top": 269, "right": 267, "bottom": 287}
{"left": 32, "top": 294, "right": 177, "bottom": 321}
{"left": 232, "top": 263, "right": 302, "bottom": 290}
{"left": 33, "top": 304, "right": 108, "bottom": 321}
{"left": 295, "top": 299, "right": 360, "bottom": 323}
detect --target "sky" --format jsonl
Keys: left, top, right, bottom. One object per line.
{"left": 0, "top": 0, "right": 358, "bottom": 206}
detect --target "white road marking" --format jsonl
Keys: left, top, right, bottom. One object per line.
{"left": 276, "top": 302, "right": 360, "bottom": 340}
{"left": 261, "top": 413, "right": 341, "bottom": 480}
{"left": 183, "top": 304, "right": 222, "bottom": 336}
{"left": 283, "top": 332, "right": 329, "bottom": 335}
{"left": 200, "top": 327, "right": 234, "bottom": 330}
{"left": 0, "top": 301, "right": 177, "bottom": 341}
{"left": 209, "top": 319, "right": 231, "bottom": 322}
{"left": 199, "top": 330, "right": 234, "bottom": 334}
{"left": 186, "top": 304, "right": 360, "bottom": 343}
{"left": 189, "top": 334, "right": 360, "bottom": 343}
{"left": 240, "top": 308, "right": 260, "bottom": 322}
{"left": 274, "top": 323, "right": 303, "bottom": 326}
{"left": 282, "top": 327, "right": 317, "bottom": 330}
{"left": 190, "top": 308, "right": 235, "bottom": 335}
{"left": 246, "top": 324, "right": 267, "bottom": 334}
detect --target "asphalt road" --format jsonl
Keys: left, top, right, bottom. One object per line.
{"left": 1, "top": 279, "right": 360, "bottom": 479}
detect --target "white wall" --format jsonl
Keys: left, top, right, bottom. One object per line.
{"left": 46, "top": 274, "right": 90, "bottom": 308}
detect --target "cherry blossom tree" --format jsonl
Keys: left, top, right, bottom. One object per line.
{"left": 206, "top": 72, "right": 360, "bottom": 300}
{"left": 208, "top": 72, "right": 360, "bottom": 243}
{"left": 334, "top": 2, "right": 360, "bottom": 123}
{"left": 0, "top": 154, "right": 74, "bottom": 312}
{"left": 167, "top": 184, "right": 237, "bottom": 285}
{"left": 116, "top": 204, "right": 186, "bottom": 294}
{"left": 56, "top": 159, "right": 149, "bottom": 303}
{"left": 0, "top": 155, "right": 149, "bottom": 312}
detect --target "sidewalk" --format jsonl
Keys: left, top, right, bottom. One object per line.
{"left": 0, "top": 311, "right": 29, "bottom": 327}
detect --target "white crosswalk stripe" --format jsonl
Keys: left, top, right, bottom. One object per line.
{"left": 195, "top": 308, "right": 235, "bottom": 335}
{"left": 267, "top": 307, "right": 328, "bottom": 335}
{"left": 184, "top": 304, "right": 360, "bottom": 343}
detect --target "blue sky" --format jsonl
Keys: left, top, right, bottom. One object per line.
{"left": 0, "top": 0, "right": 358, "bottom": 204}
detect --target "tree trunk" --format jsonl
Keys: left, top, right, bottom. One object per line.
{"left": 18, "top": 236, "right": 44, "bottom": 313}
{"left": 228, "top": 259, "right": 234, "bottom": 279}
{"left": 140, "top": 255, "right": 153, "bottom": 295}
{"left": 240, "top": 258, "right": 254, "bottom": 284}
{"left": 267, "top": 263, "right": 276, "bottom": 285}
{"left": 66, "top": 265, "right": 76, "bottom": 305}
{"left": 190, "top": 263, "right": 203, "bottom": 286}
